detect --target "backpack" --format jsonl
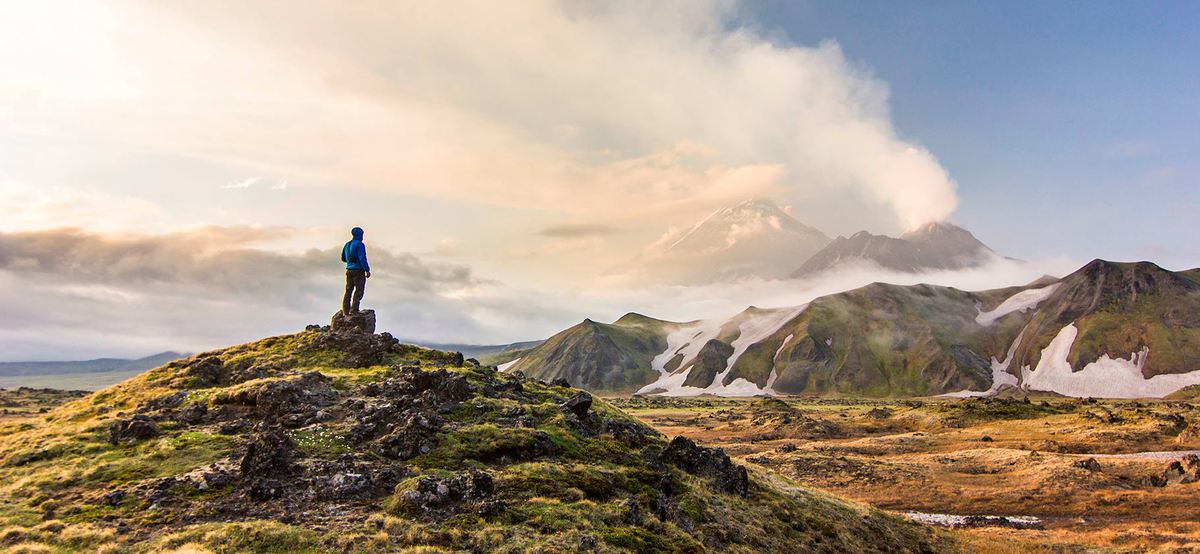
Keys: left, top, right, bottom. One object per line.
{"left": 341, "top": 240, "right": 360, "bottom": 264}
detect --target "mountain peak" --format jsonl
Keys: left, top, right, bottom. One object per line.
{"left": 793, "top": 222, "right": 998, "bottom": 278}
{"left": 900, "top": 221, "right": 974, "bottom": 242}
{"left": 634, "top": 197, "right": 832, "bottom": 283}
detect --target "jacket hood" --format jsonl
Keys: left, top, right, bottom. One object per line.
{"left": 351, "top": 227, "right": 364, "bottom": 240}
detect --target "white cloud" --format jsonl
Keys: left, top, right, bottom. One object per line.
{"left": 0, "top": 1, "right": 957, "bottom": 234}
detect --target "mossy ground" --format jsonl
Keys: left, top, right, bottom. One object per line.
{"left": 0, "top": 330, "right": 955, "bottom": 553}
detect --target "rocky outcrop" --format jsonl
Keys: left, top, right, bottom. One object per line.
{"left": 560, "top": 391, "right": 593, "bottom": 420}
{"left": 682, "top": 339, "right": 734, "bottom": 388}
{"left": 240, "top": 428, "right": 298, "bottom": 478}
{"left": 1150, "top": 454, "right": 1200, "bottom": 487}
{"left": 108, "top": 415, "right": 160, "bottom": 445}
{"left": 331, "top": 309, "right": 377, "bottom": 334}
{"left": 391, "top": 470, "right": 500, "bottom": 520}
{"left": 658, "top": 435, "right": 749, "bottom": 497}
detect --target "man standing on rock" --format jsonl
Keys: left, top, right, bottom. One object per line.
{"left": 341, "top": 226, "right": 371, "bottom": 314}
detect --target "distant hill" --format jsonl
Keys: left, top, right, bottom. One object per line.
{"left": 0, "top": 351, "right": 186, "bottom": 376}
{"left": 791, "top": 222, "right": 1000, "bottom": 278}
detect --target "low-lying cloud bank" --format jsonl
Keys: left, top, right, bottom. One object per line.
{"left": 0, "top": 226, "right": 1079, "bottom": 361}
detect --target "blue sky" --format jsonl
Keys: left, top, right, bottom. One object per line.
{"left": 756, "top": 0, "right": 1200, "bottom": 267}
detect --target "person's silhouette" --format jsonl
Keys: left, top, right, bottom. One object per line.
{"left": 340, "top": 227, "right": 371, "bottom": 314}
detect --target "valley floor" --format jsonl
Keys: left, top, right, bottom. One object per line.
{"left": 610, "top": 395, "right": 1200, "bottom": 553}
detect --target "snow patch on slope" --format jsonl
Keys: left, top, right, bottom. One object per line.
{"left": 764, "top": 334, "right": 795, "bottom": 394}
{"left": 975, "top": 283, "right": 1060, "bottom": 326}
{"left": 942, "top": 328, "right": 1024, "bottom": 398}
{"left": 636, "top": 306, "right": 806, "bottom": 397}
{"left": 497, "top": 358, "right": 521, "bottom": 372}
{"left": 1021, "top": 323, "right": 1200, "bottom": 398}
{"left": 705, "top": 305, "right": 807, "bottom": 394}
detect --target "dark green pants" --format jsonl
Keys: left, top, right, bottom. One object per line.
{"left": 343, "top": 269, "right": 366, "bottom": 313}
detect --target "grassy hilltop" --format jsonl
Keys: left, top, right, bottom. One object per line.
{"left": 0, "top": 312, "right": 951, "bottom": 553}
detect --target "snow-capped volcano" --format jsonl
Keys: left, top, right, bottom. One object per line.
{"left": 633, "top": 198, "right": 831, "bottom": 284}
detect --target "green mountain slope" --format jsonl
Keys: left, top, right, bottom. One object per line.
{"left": 1010, "top": 260, "right": 1200, "bottom": 377}
{"left": 505, "top": 314, "right": 684, "bottom": 394}
{"left": 736, "top": 283, "right": 1005, "bottom": 396}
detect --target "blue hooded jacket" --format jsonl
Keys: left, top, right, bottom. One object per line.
{"left": 341, "top": 227, "right": 370, "bottom": 272}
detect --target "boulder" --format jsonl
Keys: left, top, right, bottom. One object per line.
{"left": 178, "top": 402, "right": 208, "bottom": 425}
{"left": 375, "top": 411, "right": 442, "bottom": 460}
{"left": 108, "top": 415, "right": 160, "bottom": 445}
{"left": 561, "top": 391, "right": 593, "bottom": 420}
{"left": 393, "top": 470, "right": 499, "bottom": 520}
{"left": 327, "top": 472, "right": 374, "bottom": 499}
{"left": 1073, "top": 457, "right": 1102, "bottom": 472}
{"left": 331, "top": 309, "right": 376, "bottom": 334}
{"left": 865, "top": 407, "right": 893, "bottom": 420}
{"left": 240, "top": 428, "right": 298, "bottom": 478}
{"left": 658, "top": 436, "right": 749, "bottom": 497}
{"left": 251, "top": 372, "right": 337, "bottom": 418}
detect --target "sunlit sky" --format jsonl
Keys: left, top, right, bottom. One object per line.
{"left": 1, "top": 1, "right": 1197, "bottom": 360}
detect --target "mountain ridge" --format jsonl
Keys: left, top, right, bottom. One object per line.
{"left": 791, "top": 222, "right": 999, "bottom": 278}
{"left": 512, "top": 259, "right": 1200, "bottom": 399}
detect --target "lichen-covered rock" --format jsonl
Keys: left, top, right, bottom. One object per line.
{"left": 391, "top": 470, "right": 498, "bottom": 520}
{"left": 309, "top": 322, "right": 401, "bottom": 368}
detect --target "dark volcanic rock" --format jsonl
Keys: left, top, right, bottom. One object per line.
{"left": 178, "top": 402, "right": 208, "bottom": 425}
{"left": 108, "top": 415, "right": 160, "bottom": 445}
{"left": 1152, "top": 455, "right": 1200, "bottom": 486}
{"left": 1073, "top": 457, "right": 1102, "bottom": 472}
{"left": 250, "top": 372, "right": 337, "bottom": 418}
{"left": 957, "top": 515, "right": 1043, "bottom": 530}
{"left": 865, "top": 407, "right": 893, "bottom": 420}
{"left": 393, "top": 470, "right": 499, "bottom": 520}
{"left": 561, "top": 391, "right": 593, "bottom": 419}
{"left": 375, "top": 411, "right": 442, "bottom": 460}
{"left": 658, "top": 436, "right": 749, "bottom": 497}
{"left": 240, "top": 428, "right": 298, "bottom": 478}
{"left": 331, "top": 309, "right": 376, "bottom": 334}
{"left": 310, "top": 324, "right": 401, "bottom": 368}
{"left": 181, "top": 356, "right": 227, "bottom": 387}
{"left": 145, "top": 391, "right": 187, "bottom": 411}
